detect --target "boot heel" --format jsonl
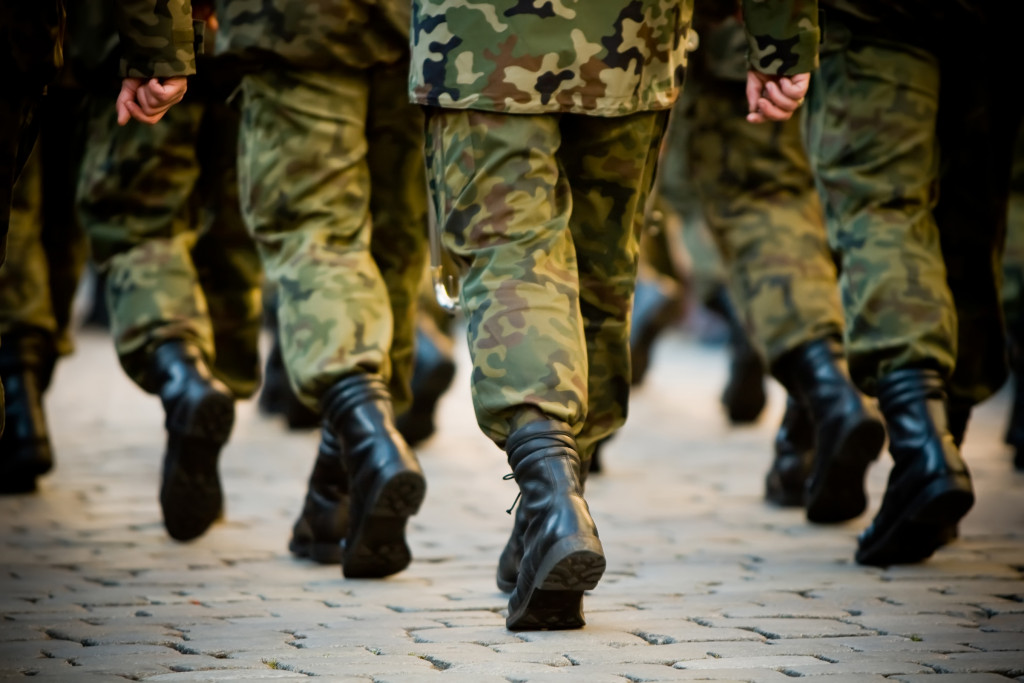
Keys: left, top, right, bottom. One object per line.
{"left": 507, "top": 589, "right": 587, "bottom": 631}
{"left": 342, "top": 469, "right": 426, "bottom": 578}
{"left": 537, "top": 537, "right": 606, "bottom": 591}
{"left": 507, "top": 536, "right": 606, "bottom": 631}
{"left": 806, "top": 416, "right": 885, "bottom": 523}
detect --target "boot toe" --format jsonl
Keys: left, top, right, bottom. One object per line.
{"left": 855, "top": 476, "right": 974, "bottom": 566}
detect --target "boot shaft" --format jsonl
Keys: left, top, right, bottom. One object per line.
{"left": 877, "top": 368, "right": 967, "bottom": 478}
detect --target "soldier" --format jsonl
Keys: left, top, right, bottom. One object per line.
{"left": 0, "top": 82, "right": 90, "bottom": 494}
{"left": 216, "top": 0, "right": 430, "bottom": 575}
{"left": 679, "top": 4, "right": 884, "bottom": 514}
{"left": 72, "top": 2, "right": 263, "bottom": 541}
{"left": 0, "top": 0, "right": 196, "bottom": 476}
{"left": 411, "top": 0, "right": 817, "bottom": 629}
{"left": 804, "top": 1, "right": 1020, "bottom": 565}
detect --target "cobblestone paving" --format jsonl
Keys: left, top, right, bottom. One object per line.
{"left": 2, "top": 328, "right": 1022, "bottom": 681}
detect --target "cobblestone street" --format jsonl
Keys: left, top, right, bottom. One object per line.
{"left": 2, "top": 327, "right": 1023, "bottom": 681}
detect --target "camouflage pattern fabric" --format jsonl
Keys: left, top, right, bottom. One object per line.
{"left": 77, "top": 97, "right": 262, "bottom": 399}
{"left": 683, "top": 14, "right": 843, "bottom": 367}
{"left": 237, "top": 63, "right": 428, "bottom": 413}
{"left": 0, "top": 90, "right": 90, "bottom": 359}
{"left": 803, "top": 25, "right": 954, "bottom": 396}
{"left": 214, "top": 0, "right": 410, "bottom": 70}
{"left": 425, "top": 109, "right": 668, "bottom": 457}
{"left": 410, "top": 0, "right": 693, "bottom": 116}
{"left": 805, "top": 9, "right": 1017, "bottom": 402}
{"left": 410, "top": 0, "right": 817, "bottom": 116}
{"left": 115, "top": 0, "right": 198, "bottom": 78}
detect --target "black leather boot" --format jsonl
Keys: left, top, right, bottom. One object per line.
{"left": 289, "top": 424, "right": 349, "bottom": 564}
{"left": 0, "top": 333, "right": 56, "bottom": 494}
{"left": 774, "top": 337, "right": 885, "bottom": 523}
{"left": 502, "top": 420, "right": 605, "bottom": 631}
{"left": 258, "top": 332, "right": 320, "bottom": 430}
{"left": 396, "top": 325, "right": 456, "bottom": 447}
{"left": 707, "top": 285, "right": 766, "bottom": 424}
{"left": 498, "top": 428, "right": 598, "bottom": 594}
{"left": 765, "top": 396, "right": 814, "bottom": 507}
{"left": 321, "top": 372, "right": 426, "bottom": 578}
{"left": 152, "top": 340, "right": 235, "bottom": 541}
{"left": 856, "top": 368, "right": 974, "bottom": 566}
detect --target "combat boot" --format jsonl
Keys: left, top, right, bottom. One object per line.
{"left": 707, "top": 285, "right": 766, "bottom": 424}
{"left": 764, "top": 396, "right": 814, "bottom": 507}
{"left": 497, "top": 428, "right": 598, "bottom": 593}
{"left": 774, "top": 337, "right": 885, "bottom": 523}
{"left": 289, "top": 424, "right": 349, "bottom": 564}
{"left": 396, "top": 325, "right": 456, "bottom": 447}
{"left": 152, "top": 340, "right": 235, "bottom": 541}
{"left": 502, "top": 420, "right": 605, "bottom": 631}
{"left": 856, "top": 369, "right": 974, "bottom": 566}
{"left": 321, "top": 372, "right": 426, "bottom": 578}
{"left": 0, "top": 333, "right": 56, "bottom": 494}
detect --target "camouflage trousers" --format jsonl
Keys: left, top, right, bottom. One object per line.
{"left": 237, "top": 64, "right": 428, "bottom": 413}
{"left": 805, "top": 17, "right": 1017, "bottom": 403}
{"left": 425, "top": 109, "right": 669, "bottom": 458}
{"left": 0, "top": 89, "right": 90, "bottom": 359}
{"left": 686, "top": 75, "right": 843, "bottom": 366}
{"left": 77, "top": 97, "right": 263, "bottom": 398}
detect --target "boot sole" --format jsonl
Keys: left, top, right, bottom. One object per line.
{"left": 806, "top": 417, "right": 885, "bottom": 523}
{"left": 506, "top": 535, "right": 606, "bottom": 631}
{"left": 161, "top": 391, "right": 235, "bottom": 542}
{"left": 856, "top": 475, "right": 974, "bottom": 567}
{"left": 289, "top": 537, "right": 343, "bottom": 565}
{"left": 342, "top": 469, "right": 426, "bottom": 579}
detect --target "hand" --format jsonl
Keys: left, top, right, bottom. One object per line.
{"left": 116, "top": 77, "right": 188, "bottom": 125}
{"left": 745, "top": 71, "right": 810, "bottom": 123}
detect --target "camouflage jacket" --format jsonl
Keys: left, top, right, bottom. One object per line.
{"left": 116, "top": 0, "right": 198, "bottom": 78}
{"left": 214, "top": 0, "right": 410, "bottom": 71}
{"left": 409, "top": 0, "right": 818, "bottom": 117}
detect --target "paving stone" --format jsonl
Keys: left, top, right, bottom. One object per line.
{"left": 693, "top": 616, "right": 871, "bottom": 639}
{"left": 779, "top": 651, "right": 935, "bottom": 676}
{"left": 672, "top": 655, "right": 825, "bottom": 670}
{"left": 557, "top": 643, "right": 713, "bottom": 666}
{"left": 408, "top": 625, "right": 523, "bottom": 645}
{"left": 892, "top": 674, "right": 1020, "bottom": 682}
{"left": 963, "top": 631, "right": 1024, "bottom": 651}
{"left": 795, "top": 676, "right": 891, "bottom": 682}
{"left": 699, "top": 638, "right": 856, "bottom": 659}
{"left": 145, "top": 671, "right": 315, "bottom": 681}
{"left": 917, "top": 651, "right": 1024, "bottom": 676}
{"left": 660, "top": 667, "right": 798, "bottom": 681}
{"left": 373, "top": 674, "right": 509, "bottom": 683}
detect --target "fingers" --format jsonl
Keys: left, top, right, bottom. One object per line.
{"left": 763, "top": 81, "right": 802, "bottom": 114}
{"left": 744, "top": 71, "right": 811, "bottom": 123}
{"left": 745, "top": 72, "right": 766, "bottom": 118}
{"left": 778, "top": 74, "right": 810, "bottom": 101}
{"left": 116, "top": 78, "right": 142, "bottom": 126}
{"left": 125, "top": 100, "right": 165, "bottom": 125}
